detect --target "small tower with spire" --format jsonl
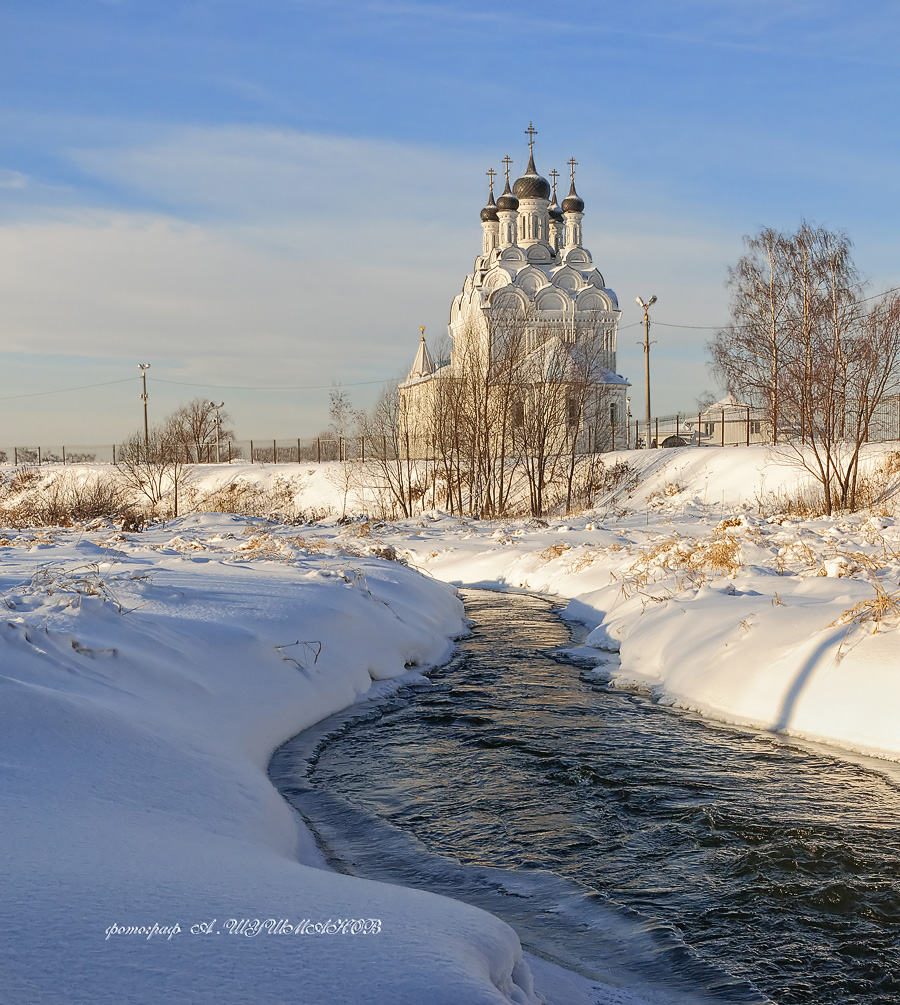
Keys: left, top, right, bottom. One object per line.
{"left": 496, "top": 155, "right": 519, "bottom": 249}
{"left": 561, "top": 157, "right": 585, "bottom": 250}
{"left": 480, "top": 168, "right": 499, "bottom": 256}
{"left": 406, "top": 326, "right": 434, "bottom": 381}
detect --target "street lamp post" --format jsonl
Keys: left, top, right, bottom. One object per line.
{"left": 626, "top": 396, "right": 631, "bottom": 448}
{"left": 635, "top": 296, "right": 657, "bottom": 447}
{"left": 209, "top": 402, "right": 224, "bottom": 464}
{"left": 138, "top": 363, "right": 151, "bottom": 451}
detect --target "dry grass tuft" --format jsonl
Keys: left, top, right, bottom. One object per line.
{"left": 539, "top": 543, "right": 572, "bottom": 563}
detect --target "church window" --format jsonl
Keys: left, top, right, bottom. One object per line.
{"left": 566, "top": 397, "right": 580, "bottom": 427}
{"left": 512, "top": 400, "right": 525, "bottom": 428}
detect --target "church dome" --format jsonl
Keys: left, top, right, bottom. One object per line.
{"left": 513, "top": 152, "right": 551, "bottom": 200}
{"left": 561, "top": 179, "right": 584, "bottom": 214}
{"left": 548, "top": 199, "right": 564, "bottom": 223}
{"left": 496, "top": 177, "right": 519, "bottom": 212}
{"left": 481, "top": 189, "right": 498, "bottom": 222}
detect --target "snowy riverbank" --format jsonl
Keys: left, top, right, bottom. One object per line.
{"left": 3, "top": 443, "right": 900, "bottom": 1002}
{"left": 0, "top": 518, "right": 552, "bottom": 1004}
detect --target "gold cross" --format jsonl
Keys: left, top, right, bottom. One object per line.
{"left": 420, "top": 326, "right": 426, "bottom": 340}
{"left": 502, "top": 155, "right": 513, "bottom": 180}
{"left": 549, "top": 168, "right": 559, "bottom": 197}
{"left": 525, "top": 122, "right": 538, "bottom": 150}
{"left": 486, "top": 167, "right": 496, "bottom": 189}
{"left": 568, "top": 157, "right": 578, "bottom": 182}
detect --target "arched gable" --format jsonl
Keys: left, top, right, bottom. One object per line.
{"left": 514, "top": 266, "right": 549, "bottom": 297}
{"left": 550, "top": 266, "right": 583, "bottom": 293}
{"left": 564, "top": 247, "right": 590, "bottom": 266}
{"left": 535, "top": 287, "right": 567, "bottom": 311}
{"left": 499, "top": 246, "right": 526, "bottom": 264}
{"left": 482, "top": 267, "right": 513, "bottom": 293}
{"left": 489, "top": 288, "right": 528, "bottom": 312}
{"left": 575, "top": 289, "right": 613, "bottom": 313}
{"left": 525, "top": 244, "right": 552, "bottom": 264}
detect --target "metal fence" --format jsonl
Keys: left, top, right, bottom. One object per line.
{"left": 0, "top": 437, "right": 381, "bottom": 466}
{"left": 3, "top": 397, "right": 900, "bottom": 466}
{"left": 627, "top": 394, "right": 900, "bottom": 450}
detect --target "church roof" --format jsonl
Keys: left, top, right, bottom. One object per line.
{"left": 480, "top": 186, "right": 498, "bottom": 222}
{"left": 561, "top": 179, "right": 584, "bottom": 214}
{"left": 496, "top": 176, "right": 519, "bottom": 211}
{"left": 407, "top": 334, "right": 435, "bottom": 381}
{"left": 513, "top": 151, "right": 551, "bottom": 200}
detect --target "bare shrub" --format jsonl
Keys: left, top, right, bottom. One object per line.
{"left": 0, "top": 471, "right": 129, "bottom": 528}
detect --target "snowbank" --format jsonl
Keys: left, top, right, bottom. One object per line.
{"left": 0, "top": 517, "right": 546, "bottom": 1004}
{"left": 366, "top": 445, "right": 900, "bottom": 761}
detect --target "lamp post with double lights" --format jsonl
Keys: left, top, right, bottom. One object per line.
{"left": 138, "top": 363, "right": 151, "bottom": 453}
{"left": 209, "top": 402, "right": 225, "bottom": 464}
{"left": 635, "top": 296, "right": 657, "bottom": 447}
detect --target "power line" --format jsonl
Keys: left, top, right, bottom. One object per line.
{"left": 0, "top": 377, "right": 136, "bottom": 402}
{"left": 148, "top": 376, "right": 400, "bottom": 391}
{"left": 648, "top": 283, "right": 900, "bottom": 332}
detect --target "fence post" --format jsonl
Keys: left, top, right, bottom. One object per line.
{"left": 112, "top": 444, "right": 116, "bottom": 465}
{"left": 297, "top": 438, "right": 301, "bottom": 464}
{"left": 14, "top": 447, "right": 17, "bottom": 465}
{"left": 697, "top": 412, "right": 701, "bottom": 446}
{"left": 635, "top": 419, "right": 639, "bottom": 448}
{"left": 654, "top": 417, "right": 658, "bottom": 447}
{"left": 273, "top": 439, "right": 277, "bottom": 463}
{"left": 316, "top": 438, "right": 321, "bottom": 463}
{"left": 746, "top": 406, "right": 751, "bottom": 446}
{"left": 610, "top": 420, "right": 616, "bottom": 451}
{"left": 721, "top": 409, "right": 725, "bottom": 447}
{"left": 38, "top": 447, "right": 41, "bottom": 465}
{"left": 62, "top": 446, "right": 66, "bottom": 465}
{"left": 675, "top": 414, "right": 680, "bottom": 442}
{"left": 228, "top": 441, "right": 232, "bottom": 463}
{"left": 250, "top": 439, "right": 254, "bottom": 463}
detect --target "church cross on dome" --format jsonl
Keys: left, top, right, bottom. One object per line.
{"left": 568, "top": 157, "right": 578, "bottom": 182}
{"left": 486, "top": 167, "right": 496, "bottom": 191}
{"left": 502, "top": 155, "right": 513, "bottom": 181}
{"left": 524, "top": 121, "right": 538, "bottom": 152}
{"left": 549, "top": 168, "right": 560, "bottom": 199}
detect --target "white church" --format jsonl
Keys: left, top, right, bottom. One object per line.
{"left": 400, "top": 125, "right": 629, "bottom": 453}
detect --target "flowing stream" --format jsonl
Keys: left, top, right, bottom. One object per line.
{"left": 270, "top": 589, "right": 900, "bottom": 1004}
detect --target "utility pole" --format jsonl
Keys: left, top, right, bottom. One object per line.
{"left": 138, "top": 363, "right": 151, "bottom": 451}
{"left": 209, "top": 402, "right": 224, "bottom": 464}
{"left": 635, "top": 296, "right": 657, "bottom": 447}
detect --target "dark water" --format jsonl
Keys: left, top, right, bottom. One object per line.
{"left": 270, "top": 590, "right": 900, "bottom": 1004}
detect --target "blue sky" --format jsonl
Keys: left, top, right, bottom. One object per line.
{"left": 2, "top": 0, "right": 899, "bottom": 443}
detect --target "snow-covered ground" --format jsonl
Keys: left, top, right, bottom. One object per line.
{"left": 3, "top": 443, "right": 899, "bottom": 1003}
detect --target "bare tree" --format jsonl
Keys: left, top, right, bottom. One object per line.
{"left": 711, "top": 222, "right": 900, "bottom": 513}
{"left": 358, "top": 384, "right": 425, "bottom": 518}
{"left": 168, "top": 399, "right": 234, "bottom": 463}
{"left": 116, "top": 422, "right": 189, "bottom": 514}
{"left": 710, "top": 227, "right": 792, "bottom": 443}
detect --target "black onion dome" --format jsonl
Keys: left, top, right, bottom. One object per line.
{"left": 496, "top": 177, "right": 519, "bottom": 211}
{"left": 513, "top": 151, "right": 552, "bottom": 200}
{"left": 548, "top": 198, "right": 564, "bottom": 223}
{"left": 481, "top": 188, "right": 498, "bottom": 222}
{"left": 561, "top": 179, "right": 584, "bottom": 214}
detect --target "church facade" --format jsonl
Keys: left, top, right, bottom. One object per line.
{"left": 400, "top": 129, "right": 629, "bottom": 457}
